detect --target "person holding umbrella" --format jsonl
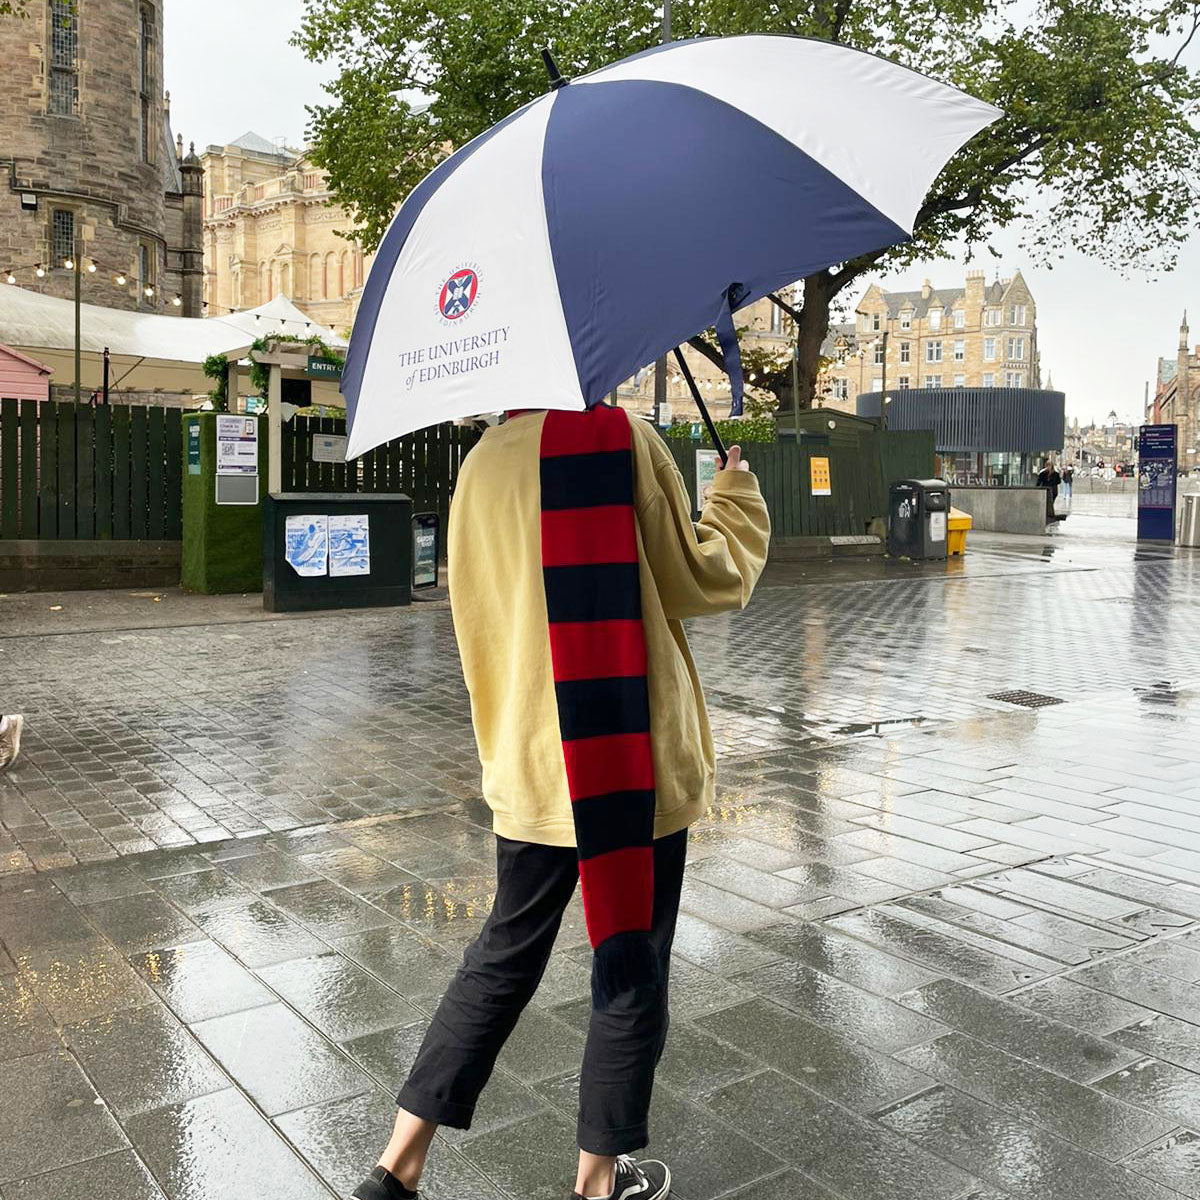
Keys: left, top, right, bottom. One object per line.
{"left": 339, "top": 34, "right": 999, "bottom": 1200}
{"left": 354, "top": 416, "right": 768, "bottom": 1200}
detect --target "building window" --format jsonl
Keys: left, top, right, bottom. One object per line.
{"left": 925, "top": 375, "right": 942, "bottom": 388}
{"left": 985, "top": 307, "right": 1002, "bottom": 326}
{"left": 984, "top": 337, "right": 996, "bottom": 362}
{"left": 139, "top": 7, "right": 156, "bottom": 163}
{"left": 928, "top": 308, "right": 942, "bottom": 330}
{"left": 870, "top": 377, "right": 882, "bottom": 392}
{"left": 50, "top": 208, "right": 74, "bottom": 266}
{"left": 1006, "top": 370, "right": 1024, "bottom": 387}
{"left": 139, "top": 242, "right": 155, "bottom": 299}
{"left": 953, "top": 340, "right": 965, "bottom": 361}
{"left": 897, "top": 375, "right": 910, "bottom": 389}
{"left": 982, "top": 372, "right": 995, "bottom": 387}
{"left": 953, "top": 309, "right": 966, "bottom": 329}
{"left": 48, "top": 0, "right": 78, "bottom": 115}
{"left": 1007, "top": 337, "right": 1025, "bottom": 361}
{"left": 899, "top": 341, "right": 911, "bottom": 363}
{"left": 833, "top": 378, "right": 849, "bottom": 401}
{"left": 953, "top": 373, "right": 966, "bottom": 387}
{"left": 873, "top": 343, "right": 885, "bottom": 365}
{"left": 1009, "top": 303, "right": 1027, "bottom": 325}
{"left": 926, "top": 340, "right": 943, "bottom": 363}
{"left": 900, "top": 310, "right": 912, "bottom": 330}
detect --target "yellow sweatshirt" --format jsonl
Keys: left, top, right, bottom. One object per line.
{"left": 448, "top": 410, "right": 770, "bottom": 847}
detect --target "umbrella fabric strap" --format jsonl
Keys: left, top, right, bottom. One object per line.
{"left": 539, "top": 406, "right": 659, "bottom": 1010}
{"left": 716, "top": 284, "right": 746, "bottom": 418}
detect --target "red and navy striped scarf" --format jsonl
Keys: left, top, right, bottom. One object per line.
{"left": 538, "top": 405, "right": 658, "bottom": 1008}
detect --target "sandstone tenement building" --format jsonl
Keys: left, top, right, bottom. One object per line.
{"left": 1149, "top": 313, "right": 1200, "bottom": 467}
{"left": 821, "top": 269, "right": 1041, "bottom": 411}
{"left": 201, "top": 134, "right": 368, "bottom": 334}
{"left": 0, "top": 0, "right": 203, "bottom": 315}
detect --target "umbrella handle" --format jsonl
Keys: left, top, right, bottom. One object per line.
{"left": 672, "top": 347, "right": 728, "bottom": 465}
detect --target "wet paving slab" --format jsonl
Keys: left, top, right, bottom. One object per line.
{"left": 1, "top": 530, "right": 1200, "bottom": 1195}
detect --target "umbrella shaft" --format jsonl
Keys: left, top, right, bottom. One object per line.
{"left": 672, "top": 347, "right": 727, "bottom": 464}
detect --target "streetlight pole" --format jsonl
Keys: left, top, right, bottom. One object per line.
{"left": 651, "top": 0, "right": 671, "bottom": 425}
{"left": 73, "top": 236, "right": 82, "bottom": 407}
{"left": 880, "top": 329, "right": 889, "bottom": 431}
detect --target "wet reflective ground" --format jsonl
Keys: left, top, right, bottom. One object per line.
{"left": 2, "top": 523, "right": 1200, "bottom": 1198}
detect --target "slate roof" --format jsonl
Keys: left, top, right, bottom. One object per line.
{"left": 228, "top": 131, "right": 294, "bottom": 158}
{"left": 879, "top": 279, "right": 1010, "bottom": 319}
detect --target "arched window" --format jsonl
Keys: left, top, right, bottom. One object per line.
{"left": 309, "top": 253, "right": 321, "bottom": 299}
{"left": 339, "top": 251, "right": 348, "bottom": 298}
{"left": 279, "top": 260, "right": 291, "bottom": 296}
{"left": 325, "top": 251, "right": 338, "bottom": 298}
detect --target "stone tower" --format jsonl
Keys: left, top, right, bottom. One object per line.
{"left": 0, "top": 0, "right": 201, "bottom": 314}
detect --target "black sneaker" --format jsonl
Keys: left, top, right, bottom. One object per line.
{"left": 572, "top": 1154, "right": 670, "bottom": 1200}
{"left": 351, "top": 1165, "right": 418, "bottom": 1200}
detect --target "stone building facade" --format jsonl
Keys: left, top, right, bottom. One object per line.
{"left": 201, "top": 134, "right": 368, "bottom": 334}
{"left": 0, "top": 0, "right": 203, "bottom": 315}
{"left": 821, "top": 269, "right": 1041, "bottom": 411}
{"left": 1149, "top": 313, "right": 1200, "bottom": 469}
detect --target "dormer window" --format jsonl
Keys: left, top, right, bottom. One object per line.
{"left": 899, "top": 310, "right": 912, "bottom": 330}
{"left": 928, "top": 307, "right": 942, "bottom": 330}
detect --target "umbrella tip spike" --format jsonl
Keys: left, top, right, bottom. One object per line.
{"left": 541, "top": 48, "right": 569, "bottom": 90}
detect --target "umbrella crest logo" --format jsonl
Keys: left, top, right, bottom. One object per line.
{"left": 438, "top": 268, "right": 479, "bottom": 322}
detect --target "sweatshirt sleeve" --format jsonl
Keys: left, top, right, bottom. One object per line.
{"left": 634, "top": 426, "right": 771, "bottom": 620}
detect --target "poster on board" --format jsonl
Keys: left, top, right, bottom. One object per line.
{"left": 695, "top": 450, "right": 720, "bottom": 511}
{"left": 216, "top": 415, "right": 259, "bottom": 476}
{"left": 329, "top": 513, "right": 370, "bottom": 577}
{"left": 810, "top": 456, "right": 832, "bottom": 496}
{"left": 284, "top": 514, "right": 328, "bottom": 576}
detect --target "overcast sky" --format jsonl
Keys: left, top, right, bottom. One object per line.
{"left": 164, "top": 0, "right": 1199, "bottom": 427}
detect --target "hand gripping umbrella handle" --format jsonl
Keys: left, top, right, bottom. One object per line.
{"left": 672, "top": 347, "right": 728, "bottom": 465}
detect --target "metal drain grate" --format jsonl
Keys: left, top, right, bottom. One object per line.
{"left": 987, "top": 690, "right": 1064, "bottom": 709}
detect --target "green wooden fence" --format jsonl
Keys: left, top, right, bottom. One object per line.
{"left": 665, "top": 424, "right": 935, "bottom": 538}
{"left": 0, "top": 399, "right": 182, "bottom": 541}
{"left": 281, "top": 415, "right": 479, "bottom": 532}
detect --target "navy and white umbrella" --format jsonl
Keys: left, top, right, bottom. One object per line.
{"left": 343, "top": 35, "right": 1000, "bottom": 458}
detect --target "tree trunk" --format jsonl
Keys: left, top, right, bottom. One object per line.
{"left": 794, "top": 272, "right": 834, "bottom": 410}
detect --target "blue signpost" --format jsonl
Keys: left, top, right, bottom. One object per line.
{"left": 1137, "top": 424, "right": 1177, "bottom": 541}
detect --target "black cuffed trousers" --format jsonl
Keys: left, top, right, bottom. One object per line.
{"left": 396, "top": 828, "right": 687, "bottom": 1155}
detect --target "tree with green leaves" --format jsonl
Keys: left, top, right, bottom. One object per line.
{"left": 295, "top": 0, "right": 1200, "bottom": 411}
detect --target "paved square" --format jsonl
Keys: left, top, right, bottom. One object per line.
{"left": 3, "top": 518, "right": 1200, "bottom": 1198}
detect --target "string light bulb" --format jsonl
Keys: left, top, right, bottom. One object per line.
{"left": 5, "top": 270, "right": 14, "bottom": 284}
{"left": 172, "top": 295, "right": 182, "bottom": 306}
{"left": 144, "top": 285, "right": 154, "bottom": 297}
{"left": 87, "top": 262, "right": 96, "bottom": 273}
{"left": 63, "top": 257, "right": 74, "bottom": 270}
{"left": 115, "top": 273, "right": 127, "bottom": 285}
{"left": 35, "top": 264, "right": 45, "bottom": 278}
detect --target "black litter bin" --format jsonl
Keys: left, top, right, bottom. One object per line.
{"left": 888, "top": 479, "right": 950, "bottom": 560}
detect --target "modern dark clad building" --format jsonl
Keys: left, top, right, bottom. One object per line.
{"left": 857, "top": 386, "right": 1065, "bottom": 485}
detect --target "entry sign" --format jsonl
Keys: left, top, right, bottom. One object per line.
{"left": 1137, "top": 423, "right": 1177, "bottom": 541}
{"left": 413, "top": 513, "right": 440, "bottom": 589}
{"left": 306, "top": 355, "right": 343, "bottom": 380}
{"left": 810, "top": 455, "right": 832, "bottom": 496}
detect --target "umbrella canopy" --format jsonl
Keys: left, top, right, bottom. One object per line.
{"left": 343, "top": 35, "right": 1001, "bottom": 458}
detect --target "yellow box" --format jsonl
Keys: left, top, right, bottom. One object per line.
{"left": 947, "top": 506, "right": 972, "bottom": 556}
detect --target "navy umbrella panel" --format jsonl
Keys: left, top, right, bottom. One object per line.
{"left": 343, "top": 35, "right": 1001, "bottom": 458}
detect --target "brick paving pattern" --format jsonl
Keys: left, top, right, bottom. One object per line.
{"left": 2, "top": 518, "right": 1200, "bottom": 1198}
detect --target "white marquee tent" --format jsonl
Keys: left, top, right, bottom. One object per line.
{"left": 0, "top": 286, "right": 348, "bottom": 401}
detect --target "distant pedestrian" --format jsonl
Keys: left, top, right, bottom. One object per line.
{"left": 0, "top": 715, "right": 24, "bottom": 770}
{"left": 352, "top": 407, "right": 769, "bottom": 1200}
{"left": 1061, "top": 465, "right": 1073, "bottom": 499}
{"left": 1036, "top": 458, "right": 1062, "bottom": 524}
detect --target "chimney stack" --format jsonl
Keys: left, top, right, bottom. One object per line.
{"left": 921, "top": 278, "right": 931, "bottom": 299}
